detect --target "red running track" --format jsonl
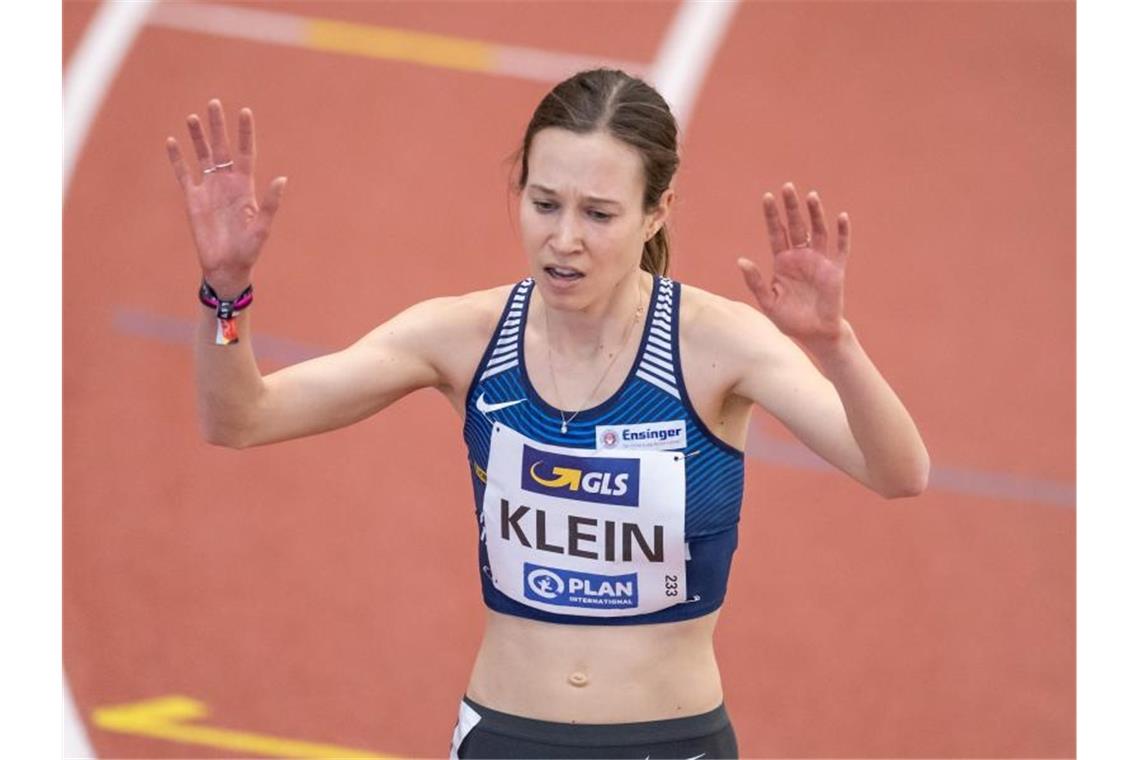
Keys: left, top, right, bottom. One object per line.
{"left": 64, "top": 2, "right": 1074, "bottom": 757}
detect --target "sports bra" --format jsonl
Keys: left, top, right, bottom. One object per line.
{"left": 462, "top": 275, "right": 744, "bottom": 625}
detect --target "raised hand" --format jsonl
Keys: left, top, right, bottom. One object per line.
{"left": 166, "top": 99, "right": 287, "bottom": 297}
{"left": 737, "top": 182, "right": 850, "bottom": 348}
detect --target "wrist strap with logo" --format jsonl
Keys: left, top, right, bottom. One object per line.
{"left": 198, "top": 280, "right": 253, "bottom": 345}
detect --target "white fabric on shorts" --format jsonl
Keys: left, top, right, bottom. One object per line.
{"left": 448, "top": 698, "right": 482, "bottom": 759}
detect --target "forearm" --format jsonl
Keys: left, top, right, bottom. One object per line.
{"left": 805, "top": 321, "right": 930, "bottom": 497}
{"left": 194, "top": 299, "right": 265, "bottom": 448}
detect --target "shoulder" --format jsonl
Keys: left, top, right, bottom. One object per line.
{"left": 404, "top": 282, "right": 516, "bottom": 337}
{"left": 367, "top": 280, "right": 513, "bottom": 335}
{"left": 676, "top": 280, "right": 783, "bottom": 356}
{"left": 349, "top": 281, "right": 518, "bottom": 366}
{"left": 374, "top": 281, "right": 519, "bottom": 397}
{"left": 674, "top": 280, "right": 808, "bottom": 405}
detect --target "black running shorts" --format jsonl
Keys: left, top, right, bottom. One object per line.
{"left": 449, "top": 694, "right": 739, "bottom": 759}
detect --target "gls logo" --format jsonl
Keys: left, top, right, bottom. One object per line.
{"left": 521, "top": 445, "right": 640, "bottom": 506}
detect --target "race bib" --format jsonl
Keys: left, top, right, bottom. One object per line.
{"left": 482, "top": 423, "right": 687, "bottom": 617}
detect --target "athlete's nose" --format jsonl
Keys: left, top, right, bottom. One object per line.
{"left": 551, "top": 212, "right": 583, "bottom": 254}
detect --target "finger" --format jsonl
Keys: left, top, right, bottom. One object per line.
{"left": 235, "top": 107, "right": 255, "bottom": 174}
{"left": 207, "top": 99, "right": 234, "bottom": 169}
{"left": 782, "top": 182, "right": 809, "bottom": 247}
{"left": 166, "top": 137, "right": 191, "bottom": 190}
{"left": 837, "top": 212, "right": 851, "bottom": 262}
{"left": 806, "top": 191, "right": 829, "bottom": 254}
{"left": 762, "top": 192, "right": 789, "bottom": 253}
{"left": 186, "top": 114, "right": 213, "bottom": 173}
{"left": 255, "top": 176, "right": 288, "bottom": 233}
{"left": 737, "top": 257, "right": 776, "bottom": 313}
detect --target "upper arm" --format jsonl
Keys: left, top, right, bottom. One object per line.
{"left": 712, "top": 299, "right": 874, "bottom": 488}
{"left": 244, "top": 294, "right": 482, "bottom": 447}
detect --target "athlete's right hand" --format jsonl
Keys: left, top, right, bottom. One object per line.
{"left": 166, "top": 99, "right": 286, "bottom": 298}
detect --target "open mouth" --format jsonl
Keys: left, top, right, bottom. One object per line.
{"left": 544, "top": 265, "right": 584, "bottom": 281}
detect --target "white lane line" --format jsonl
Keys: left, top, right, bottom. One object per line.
{"left": 64, "top": 4, "right": 156, "bottom": 753}
{"left": 63, "top": 0, "right": 155, "bottom": 192}
{"left": 146, "top": 2, "right": 305, "bottom": 46}
{"left": 648, "top": 0, "right": 740, "bottom": 130}
{"left": 492, "top": 46, "right": 648, "bottom": 82}
{"left": 147, "top": 2, "right": 648, "bottom": 84}
{"left": 64, "top": 677, "right": 94, "bottom": 759}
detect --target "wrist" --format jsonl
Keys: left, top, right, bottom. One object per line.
{"left": 801, "top": 320, "right": 857, "bottom": 367}
{"left": 201, "top": 269, "right": 253, "bottom": 300}
{"left": 199, "top": 279, "right": 253, "bottom": 345}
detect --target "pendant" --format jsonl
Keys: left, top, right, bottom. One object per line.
{"left": 560, "top": 421, "right": 568, "bottom": 434}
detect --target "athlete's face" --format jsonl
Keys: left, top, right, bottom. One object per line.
{"left": 520, "top": 128, "right": 670, "bottom": 307}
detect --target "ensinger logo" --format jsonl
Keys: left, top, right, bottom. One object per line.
{"left": 595, "top": 421, "right": 687, "bottom": 451}
{"left": 521, "top": 445, "right": 639, "bottom": 506}
{"left": 524, "top": 563, "right": 639, "bottom": 609}
{"left": 622, "top": 426, "right": 683, "bottom": 443}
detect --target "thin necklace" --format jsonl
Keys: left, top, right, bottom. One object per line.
{"left": 545, "top": 286, "right": 645, "bottom": 434}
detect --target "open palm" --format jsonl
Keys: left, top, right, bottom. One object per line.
{"left": 737, "top": 182, "right": 850, "bottom": 345}
{"left": 166, "top": 100, "right": 286, "bottom": 294}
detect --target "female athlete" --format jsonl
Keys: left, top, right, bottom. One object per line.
{"left": 166, "top": 68, "right": 929, "bottom": 759}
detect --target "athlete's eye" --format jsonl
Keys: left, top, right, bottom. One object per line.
{"left": 533, "top": 201, "right": 557, "bottom": 213}
{"left": 588, "top": 210, "right": 613, "bottom": 222}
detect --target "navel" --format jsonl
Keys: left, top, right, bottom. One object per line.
{"left": 567, "top": 671, "right": 590, "bottom": 687}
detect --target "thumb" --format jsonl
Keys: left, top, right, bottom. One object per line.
{"left": 257, "top": 176, "right": 287, "bottom": 229}
{"left": 737, "top": 257, "right": 775, "bottom": 313}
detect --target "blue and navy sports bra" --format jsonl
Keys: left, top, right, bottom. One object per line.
{"left": 463, "top": 275, "right": 744, "bottom": 625}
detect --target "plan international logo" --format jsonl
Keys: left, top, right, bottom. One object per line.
{"left": 521, "top": 445, "right": 640, "bottom": 506}
{"left": 524, "top": 562, "right": 639, "bottom": 609}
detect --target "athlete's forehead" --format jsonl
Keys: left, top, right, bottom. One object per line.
{"left": 526, "top": 128, "right": 643, "bottom": 208}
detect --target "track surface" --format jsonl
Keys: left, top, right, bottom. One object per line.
{"left": 63, "top": 2, "right": 1074, "bottom": 757}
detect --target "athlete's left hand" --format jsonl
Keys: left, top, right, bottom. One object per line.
{"left": 737, "top": 182, "right": 850, "bottom": 350}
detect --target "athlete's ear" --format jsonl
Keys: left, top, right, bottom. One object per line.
{"left": 645, "top": 186, "right": 675, "bottom": 241}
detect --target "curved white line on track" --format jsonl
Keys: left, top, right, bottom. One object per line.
{"left": 65, "top": 4, "right": 156, "bottom": 754}
{"left": 63, "top": 0, "right": 155, "bottom": 192}
{"left": 649, "top": 0, "right": 740, "bottom": 130}
{"left": 64, "top": 678, "right": 94, "bottom": 759}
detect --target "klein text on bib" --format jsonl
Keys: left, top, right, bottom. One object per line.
{"left": 482, "top": 423, "right": 687, "bottom": 617}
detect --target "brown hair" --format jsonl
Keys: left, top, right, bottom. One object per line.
{"left": 510, "top": 68, "right": 679, "bottom": 276}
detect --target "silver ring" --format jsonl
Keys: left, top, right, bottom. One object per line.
{"left": 202, "top": 160, "right": 234, "bottom": 175}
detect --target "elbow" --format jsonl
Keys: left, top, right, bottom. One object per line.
{"left": 877, "top": 454, "right": 931, "bottom": 500}
{"left": 197, "top": 390, "right": 266, "bottom": 449}
{"left": 199, "top": 418, "right": 256, "bottom": 450}
{"left": 883, "top": 478, "right": 927, "bottom": 499}
{"left": 201, "top": 429, "right": 249, "bottom": 450}
{"left": 206, "top": 434, "right": 253, "bottom": 450}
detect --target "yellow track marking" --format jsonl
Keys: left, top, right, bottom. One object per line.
{"left": 92, "top": 695, "right": 395, "bottom": 759}
{"left": 306, "top": 18, "right": 493, "bottom": 72}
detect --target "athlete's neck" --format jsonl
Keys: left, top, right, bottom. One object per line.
{"left": 537, "top": 270, "right": 651, "bottom": 361}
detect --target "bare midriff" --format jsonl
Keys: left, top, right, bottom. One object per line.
{"left": 464, "top": 607, "right": 724, "bottom": 723}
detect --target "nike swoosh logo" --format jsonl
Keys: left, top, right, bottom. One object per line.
{"left": 475, "top": 392, "right": 525, "bottom": 414}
